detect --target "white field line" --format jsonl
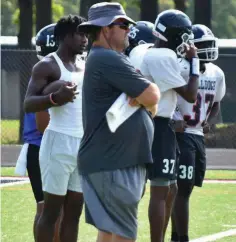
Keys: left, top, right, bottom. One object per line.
{"left": 204, "top": 180, "right": 236, "bottom": 184}
{"left": 0, "top": 177, "right": 30, "bottom": 187}
{"left": 1, "top": 177, "right": 236, "bottom": 188}
{"left": 190, "top": 229, "right": 236, "bottom": 242}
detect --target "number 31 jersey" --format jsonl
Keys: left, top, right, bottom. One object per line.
{"left": 173, "top": 58, "right": 226, "bottom": 136}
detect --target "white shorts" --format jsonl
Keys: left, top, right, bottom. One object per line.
{"left": 39, "top": 129, "right": 82, "bottom": 196}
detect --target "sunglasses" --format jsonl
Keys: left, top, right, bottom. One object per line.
{"left": 110, "top": 22, "right": 130, "bottom": 30}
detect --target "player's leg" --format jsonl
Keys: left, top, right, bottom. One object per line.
{"left": 194, "top": 135, "right": 206, "bottom": 188}
{"left": 26, "top": 144, "right": 45, "bottom": 241}
{"left": 60, "top": 190, "right": 83, "bottom": 242}
{"left": 149, "top": 180, "right": 170, "bottom": 242}
{"left": 97, "top": 231, "right": 113, "bottom": 242}
{"left": 171, "top": 133, "right": 196, "bottom": 242}
{"left": 59, "top": 136, "right": 84, "bottom": 242}
{"left": 82, "top": 165, "right": 146, "bottom": 242}
{"left": 163, "top": 181, "right": 178, "bottom": 239}
{"left": 149, "top": 117, "right": 178, "bottom": 242}
{"left": 37, "top": 130, "right": 72, "bottom": 242}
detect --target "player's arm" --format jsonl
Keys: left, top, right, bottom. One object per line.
{"left": 24, "top": 61, "right": 76, "bottom": 113}
{"left": 24, "top": 61, "right": 59, "bottom": 112}
{"left": 174, "top": 44, "right": 199, "bottom": 103}
{"left": 207, "top": 102, "right": 220, "bottom": 124}
{"left": 36, "top": 110, "right": 50, "bottom": 133}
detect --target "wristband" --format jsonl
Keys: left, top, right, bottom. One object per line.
{"left": 49, "top": 93, "right": 58, "bottom": 106}
{"left": 190, "top": 57, "right": 200, "bottom": 76}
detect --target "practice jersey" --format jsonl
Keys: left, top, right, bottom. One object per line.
{"left": 173, "top": 59, "right": 226, "bottom": 136}
{"left": 46, "top": 52, "right": 85, "bottom": 138}
{"left": 128, "top": 43, "right": 153, "bottom": 71}
{"left": 139, "top": 46, "right": 186, "bottom": 118}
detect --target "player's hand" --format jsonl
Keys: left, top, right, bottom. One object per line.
{"left": 53, "top": 82, "right": 78, "bottom": 105}
{"left": 185, "top": 43, "right": 198, "bottom": 60}
{"left": 202, "top": 121, "right": 211, "bottom": 134}
{"left": 174, "top": 120, "right": 187, "bottom": 133}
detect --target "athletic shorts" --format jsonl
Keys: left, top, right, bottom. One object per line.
{"left": 26, "top": 144, "right": 44, "bottom": 203}
{"left": 81, "top": 165, "right": 146, "bottom": 240}
{"left": 176, "top": 132, "right": 206, "bottom": 187}
{"left": 148, "top": 117, "right": 178, "bottom": 185}
{"left": 39, "top": 129, "right": 82, "bottom": 196}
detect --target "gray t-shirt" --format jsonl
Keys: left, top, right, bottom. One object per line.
{"left": 78, "top": 47, "right": 154, "bottom": 175}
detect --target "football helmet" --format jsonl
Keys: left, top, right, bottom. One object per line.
{"left": 192, "top": 24, "right": 218, "bottom": 62}
{"left": 125, "top": 21, "right": 156, "bottom": 56}
{"left": 35, "top": 23, "right": 58, "bottom": 60}
{"left": 153, "top": 9, "right": 193, "bottom": 57}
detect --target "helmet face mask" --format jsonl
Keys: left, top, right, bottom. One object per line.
{"left": 153, "top": 9, "right": 193, "bottom": 57}
{"left": 176, "top": 32, "right": 194, "bottom": 57}
{"left": 192, "top": 24, "right": 219, "bottom": 62}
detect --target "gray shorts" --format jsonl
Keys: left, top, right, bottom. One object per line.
{"left": 81, "top": 165, "right": 146, "bottom": 240}
{"left": 150, "top": 178, "right": 177, "bottom": 186}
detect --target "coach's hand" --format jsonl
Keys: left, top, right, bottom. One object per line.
{"left": 128, "top": 97, "right": 140, "bottom": 107}
{"left": 53, "top": 82, "right": 78, "bottom": 105}
{"left": 174, "top": 120, "right": 187, "bottom": 133}
{"left": 185, "top": 43, "right": 198, "bottom": 60}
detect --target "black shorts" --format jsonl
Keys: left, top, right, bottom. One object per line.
{"left": 26, "top": 144, "right": 44, "bottom": 203}
{"left": 176, "top": 133, "right": 206, "bottom": 187}
{"left": 148, "top": 117, "right": 177, "bottom": 180}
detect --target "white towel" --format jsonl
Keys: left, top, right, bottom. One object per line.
{"left": 15, "top": 143, "right": 29, "bottom": 176}
{"left": 106, "top": 93, "right": 140, "bottom": 133}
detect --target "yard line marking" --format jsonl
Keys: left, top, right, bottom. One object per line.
{"left": 223, "top": 225, "right": 236, "bottom": 228}
{"left": 0, "top": 180, "right": 30, "bottom": 187}
{"left": 0, "top": 177, "right": 30, "bottom": 188}
{"left": 190, "top": 229, "right": 236, "bottom": 242}
{"left": 204, "top": 180, "right": 236, "bottom": 184}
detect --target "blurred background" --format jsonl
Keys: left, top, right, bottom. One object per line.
{"left": 1, "top": 0, "right": 236, "bottom": 148}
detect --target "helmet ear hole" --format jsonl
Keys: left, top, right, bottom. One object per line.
{"left": 35, "top": 23, "right": 59, "bottom": 58}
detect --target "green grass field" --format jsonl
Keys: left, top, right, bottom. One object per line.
{"left": 1, "top": 168, "right": 236, "bottom": 242}
{"left": 1, "top": 120, "right": 20, "bottom": 144}
{"left": 1, "top": 119, "right": 233, "bottom": 145}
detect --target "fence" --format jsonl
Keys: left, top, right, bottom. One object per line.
{"left": 1, "top": 48, "right": 236, "bottom": 147}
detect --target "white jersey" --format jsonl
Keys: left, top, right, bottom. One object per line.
{"left": 139, "top": 46, "right": 186, "bottom": 118}
{"left": 173, "top": 59, "right": 226, "bottom": 136}
{"left": 128, "top": 43, "right": 153, "bottom": 71}
{"left": 46, "top": 52, "right": 85, "bottom": 138}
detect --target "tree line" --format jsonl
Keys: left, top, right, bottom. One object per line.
{"left": 2, "top": 0, "right": 236, "bottom": 49}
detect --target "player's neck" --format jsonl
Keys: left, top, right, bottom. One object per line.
{"left": 56, "top": 46, "right": 76, "bottom": 64}
{"left": 200, "top": 63, "right": 206, "bottom": 73}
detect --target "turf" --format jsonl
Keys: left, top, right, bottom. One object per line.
{"left": 2, "top": 167, "right": 236, "bottom": 180}
{"left": 1, "top": 170, "right": 236, "bottom": 242}
{"left": 1, "top": 120, "right": 19, "bottom": 144}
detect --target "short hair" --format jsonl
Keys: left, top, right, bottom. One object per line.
{"left": 88, "top": 26, "right": 102, "bottom": 42}
{"left": 54, "top": 15, "right": 86, "bottom": 41}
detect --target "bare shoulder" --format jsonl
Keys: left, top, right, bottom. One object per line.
{"left": 32, "top": 57, "right": 59, "bottom": 73}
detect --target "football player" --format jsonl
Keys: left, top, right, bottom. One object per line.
{"left": 129, "top": 10, "right": 200, "bottom": 242}
{"left": 24, "top": 15, "right": 88, "bottom": 242}
{"left": 171, "top": 24, "right": 226, "bottom": 242}
{"left": 15, "top": 24, "right": 61, "bottom": 241}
